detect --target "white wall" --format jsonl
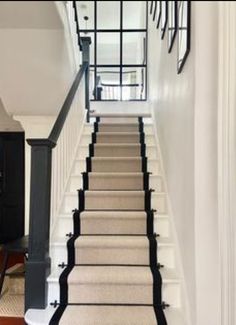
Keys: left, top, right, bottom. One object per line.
{"left": 7, "top": 1, "right": 84, "bottom": 235}
{"left": 0, "top": 2, "right": 78, "bottom": 117}
{"left": 0, "top": 98, "right": 23, "bottom": 131}
{"left": 148, "top": 2, "right": 220, "bottom": 325}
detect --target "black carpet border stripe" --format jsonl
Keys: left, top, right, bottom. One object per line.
{"left": 86, "top": 157, "right": 92, "bottom": 172}
{"left": 143, "top": 172, "right": 150, "bottom": 190}
{"left": 91, "top": 132, "right": 97, "bottom": 144}
{"left": 89, "top": 143, "right": 94, "bottom": 157}
{"left": 154, "top": 305, "right": 168, "bottom": 325}
{"left": 141, "top": 143, "right": 146, "bottom": 157}
{"left": 140, "top": 132, "right": 145, "bottom": 144}
{"left": 145, "top": 190, "right": 152, "bottom": 210}
{"left": 139, "top": 119, "right": 144, "bottom": 133}
{"left": 142, "top": 156, "right": 147, "bottom": 173}
{"left": 147, "top": 210, "right": 154, "bottom": 235}
{"left": 49, "top": 210, "right": 82, "bottom": 323}
{"left": 78, "top": 189, "right": 85, "bottom": 211}
{"left": 49, "top": 304, "right": 67, "bottom": 325}
{"left": 82, "top": 172, "right": 89, "bottom": 190}
{"left": 73, "top": 210, "right": 81, "bottom": 236}
{"left": 94, "top": 121, "right": 99, "bottom": 132}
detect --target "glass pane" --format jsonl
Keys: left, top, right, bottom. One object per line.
{"left": 97, "top": 1, "right": 120, "bottom": 29}
{"left": 80, "top": 32, "right": 95, "bottom": 65}
{"left": 97, "top": 68, "right": 121, "bottom": 100}
{"left": 77, "top": 1, "right": 94, "bottom": 30}
{"left": 123, "top": 1, "right": 146, "bottom": 29}
{"left": 122, "top": 67, "right": 146, "bottom": 100}
{"left": 89, "top": 68, "right": 95, "bottom": 99}
{"left": 97, "top": 32, "right": 120, "bottom": 64}
{"left": 123, "top": 32, "right": 146, "bottom": 65}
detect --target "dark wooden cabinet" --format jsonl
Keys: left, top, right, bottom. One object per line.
{"left": 0, "top": 132, "right": 24, "bottom": 244}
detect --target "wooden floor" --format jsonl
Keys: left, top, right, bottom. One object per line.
{"left": 0, "top": 317, "right": 24, "bottom": 325}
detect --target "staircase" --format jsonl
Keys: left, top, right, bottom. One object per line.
{"left": 25, "top": 114, "right": 186, "bottom": 324}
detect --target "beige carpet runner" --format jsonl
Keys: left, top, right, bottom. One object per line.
{"left": 50, "top": 117, "right": 167, "bottom": 324}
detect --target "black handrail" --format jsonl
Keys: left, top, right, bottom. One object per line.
{"left": 25, "top": 36, "right": 91, "bottom": 312}
{"left": 49, "top": 62, "right": 87, "bottom": 144}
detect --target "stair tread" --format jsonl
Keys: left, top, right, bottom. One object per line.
{"left": 48, "top": 267, "right": 179, "bottom": 284}
{"left": 93, "top": 143, "right": 141, "bottom": 147}
{"left": 76, "top": 157, "right": 159, "bottom": 161}
{"left": 58, "top": 211, "right": 168, "bottom": 219}
{"left": 57, "top": 305, "right": 158, "bottom": 325}
{"left": 68, "top": 266, "right": 153, "bottom": 285}
{"left": 25, "top": 306, "right": 186, "bottom": 325}
{"left": 74, "top": 235, "right": 149, "bottom": 248}
{"left": 51, "top": 236, "right": 173, "bottom": 247}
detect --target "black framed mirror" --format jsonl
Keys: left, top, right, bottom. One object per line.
{"left": 161, "top": 1, "right": 168, "bottom": 39}
{"left": 153, "top": 1, "right": 157, "bottom": 21}
{"left": 156, "top": 1, "right": 161, "bottom": 29}
{"left": 150, "top": 1, "right": 154, "bottom": 15}
{"left": 168, "top": 1, "right": 177, "bottom": 52}
{"left": 177, "top": 1, "right": 191, "bottom": 73}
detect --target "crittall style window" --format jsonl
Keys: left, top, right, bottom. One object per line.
{"left": 77, "top": 1, "right": 148, "bottom": 101}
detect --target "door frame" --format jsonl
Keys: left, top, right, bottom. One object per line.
{"left": 218, "top": 2, "right": 236, "bottom": 325}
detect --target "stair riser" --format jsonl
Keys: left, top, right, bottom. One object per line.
{"left": 84, "top": 124, "right": 154, "bottom": 135}
{"left": 97, "top": 117, "right": 140, "bottom": 123}
{"left": 68, "top": 175, "right": 164, "bottom": 192}
{"left": 77, "top": 146, "right": 158, "bottom": 159}
{"left": 74, "top": 247, "right": 149, "bottom": 265}
{"left": 93, "top": 146, "right": 142, "bottom": 158}
{"left": 80, "top": 134, "right": 155, "bottom": 145}
{"left": 85, "top": 194, "right": 145, "bottom": 210}
{"left": 62, "top": 193, "right": 167, "bottom": 214}
{"left": 50, "top": 243, "right": 175, "bottom": 269}
{"left": 47, "top": 277, "right": 181, "bottom": 307}
{"left": 67, "top": 284, "right": 153, "bottom": 304}
{"left": 73, "top": 159, "right": 161, "bottom": 174}
{"left": 55, "top": 215, "right": 169, "bottom": 238}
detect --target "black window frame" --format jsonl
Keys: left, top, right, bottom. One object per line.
{"left": 79, "top": 1, "right": 148, "bottom": 102}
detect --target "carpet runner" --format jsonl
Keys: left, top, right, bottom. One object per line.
{"left": 49, "top": 117, "right": 167, "bottom": 324}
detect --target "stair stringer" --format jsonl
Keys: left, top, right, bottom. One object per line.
{"left": 150, "top": 106, "right": 192, "bottom": 325}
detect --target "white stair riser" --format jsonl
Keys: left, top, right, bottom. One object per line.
{"left": 67, "top": 175, "right": 164, "bottom": 192}
{"left": 80, "top": 134, "right": 155, "bottom": 146}
{"left": 47, "top": 276, "right": 181, "bottom": 308}
{"left": 154, "top": 217, "right": 170, "bottom": 238}
{"left": 73, "top": 159, "right": 162, "bottom": 175}
{"left": 50, "top": 242, "right": 175, "bottom": 270}
{"left": 54, "top": 215, "right": 170, "bottom": 238}
{"left": 61, "top": 193, "right": 167, "bottom": 214}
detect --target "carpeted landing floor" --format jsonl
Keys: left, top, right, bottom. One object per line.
{"left": 49, "top": 117, "right": 167, "bottom": 325}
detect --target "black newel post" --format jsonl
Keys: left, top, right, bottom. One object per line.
{"left": 81, "top": 37, "right": 91, "bottom": 122}
{"left": 25, "top": 139, "right": 56, "bottom": 311}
